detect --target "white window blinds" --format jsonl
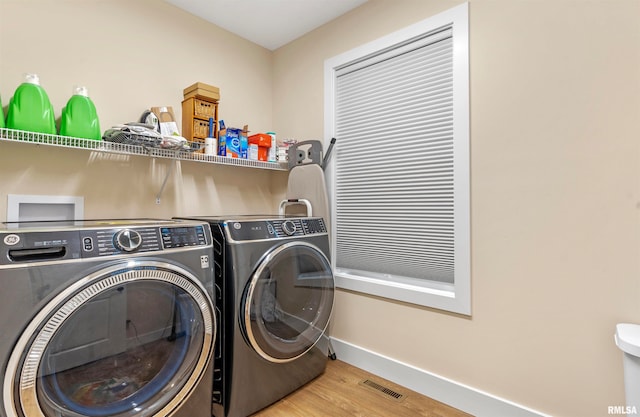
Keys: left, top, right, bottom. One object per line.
{"left": 334, "top": 26, "right": 456, "bottom": 284}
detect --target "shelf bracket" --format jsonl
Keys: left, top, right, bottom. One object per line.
{"left": 155, "top": 152, "right": 180, "bottom": 204}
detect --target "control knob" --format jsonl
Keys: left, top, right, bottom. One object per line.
{"left": 114, "top": 229, "right": 142, "bottom": 252}
{"left": 281, "top": 220, "right": 297, "bottom": 236}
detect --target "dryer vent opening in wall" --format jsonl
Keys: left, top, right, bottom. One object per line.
{"left": 7, "top": 194, "right": 84, "bottom": 222}
{"left": 358, "top": 379, "right": 406, "bottom": 402}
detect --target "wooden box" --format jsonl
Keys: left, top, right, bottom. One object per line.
{"left": 183, "top": 82, "right": 220, "bottom": 101}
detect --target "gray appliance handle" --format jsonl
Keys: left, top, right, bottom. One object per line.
{"left": 279, "top": 199, "right": 312, "bottom": 216}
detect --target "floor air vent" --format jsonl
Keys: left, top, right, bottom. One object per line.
{"left": 358, "top": 379, "right": 406, "bottom": 402}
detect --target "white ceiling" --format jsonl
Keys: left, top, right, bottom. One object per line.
{"left": 165, "top": 0, "right": 368, "bottom": 50}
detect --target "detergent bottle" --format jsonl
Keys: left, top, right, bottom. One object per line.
{"left": 6, "top": 73, "right": 56, "bottom": 135}
{"left": 0, "top": 94, "right": 5, "bottom": 129}
{"left": 59, "top": 86, "right": 101, "bottom": 140}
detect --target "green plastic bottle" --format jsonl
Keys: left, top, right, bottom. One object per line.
{"left": 0, "top": 94, "right": 5, "bottom": 129}
{"left": 59, "top": 86, "right": 101, "bottom": 140}
{"left": 6, "top": 74, "right": 56, "bottom": 135}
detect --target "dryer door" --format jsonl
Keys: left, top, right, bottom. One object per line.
{"left": 3, "top": 262, "right": 214, "bottom": 417}
{"left": 242, "top": 241, "right": 334, "bottom": 363}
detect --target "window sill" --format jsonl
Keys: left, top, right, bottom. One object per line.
{"left": 334, "top": 268, "right": 470, "bottom": 316}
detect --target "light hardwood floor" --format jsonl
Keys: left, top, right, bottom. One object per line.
{"left": 252, "top": 360, "right": 473, "bottom": 417}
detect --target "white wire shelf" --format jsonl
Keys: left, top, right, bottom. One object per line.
{"left": 0, "top": 128, "right": 288, "bottom": 171}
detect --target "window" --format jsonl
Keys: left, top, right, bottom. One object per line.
{"left": 324, "top": 3, "right": 469, "bottom": 314}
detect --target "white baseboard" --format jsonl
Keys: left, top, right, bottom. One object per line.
{"left": 329, "top": 337, "right": 551, "bottom": 417}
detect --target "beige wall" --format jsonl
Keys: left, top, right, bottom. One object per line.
{"left": 2, "top": 0, "right": 639, "bottom": 416}
{"left": 274, "top": 1, "right": 640, "bottom": 416}
{"left": 0, "top": 0, "right": 287, "bottom": 220}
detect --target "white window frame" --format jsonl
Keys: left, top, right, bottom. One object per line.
{"left": 324, "top": 3, "right": 470, "bottom": 315}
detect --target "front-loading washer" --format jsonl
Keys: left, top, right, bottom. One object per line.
{"left": 175, "top": 215, "right": 334, "bottom": 417}
{"left": 0, "top": 219, "right": 216, "bottom": 417}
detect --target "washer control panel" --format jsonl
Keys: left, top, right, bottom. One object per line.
{"left": 0, "top": 222, "right": 210, "bottom": 264}
{"left": 91, "top": 227, "right": 163, "bottom": 256}
{"left": 226, "top": 217, "right": 327, "bottom": 241}
{"left": 91, "top": 225, "right": 208, "bottom": 256}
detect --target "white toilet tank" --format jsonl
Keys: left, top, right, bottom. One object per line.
{"left": 615, "top": 323, "right": 640, "bottom": 413}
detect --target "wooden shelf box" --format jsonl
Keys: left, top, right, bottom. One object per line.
{"left": 182, "top": 97, "right": 218, "bottom": 153}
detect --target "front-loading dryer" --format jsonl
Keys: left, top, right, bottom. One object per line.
{"left": 175, "top": 215, "right": 334, "bottom": 417}
{"left": 0, "top": 219, "right": 216, "bottom": 417}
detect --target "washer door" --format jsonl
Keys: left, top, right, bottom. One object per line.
{"left": 242, "top": 241, "right": 334, "bottom": 363}
{"left": 3, "top": 262, "right": 214, "bottom": 417}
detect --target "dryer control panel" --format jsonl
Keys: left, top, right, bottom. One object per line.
{"left": 226, "top": 217, "right": 327, "bottom": 241}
